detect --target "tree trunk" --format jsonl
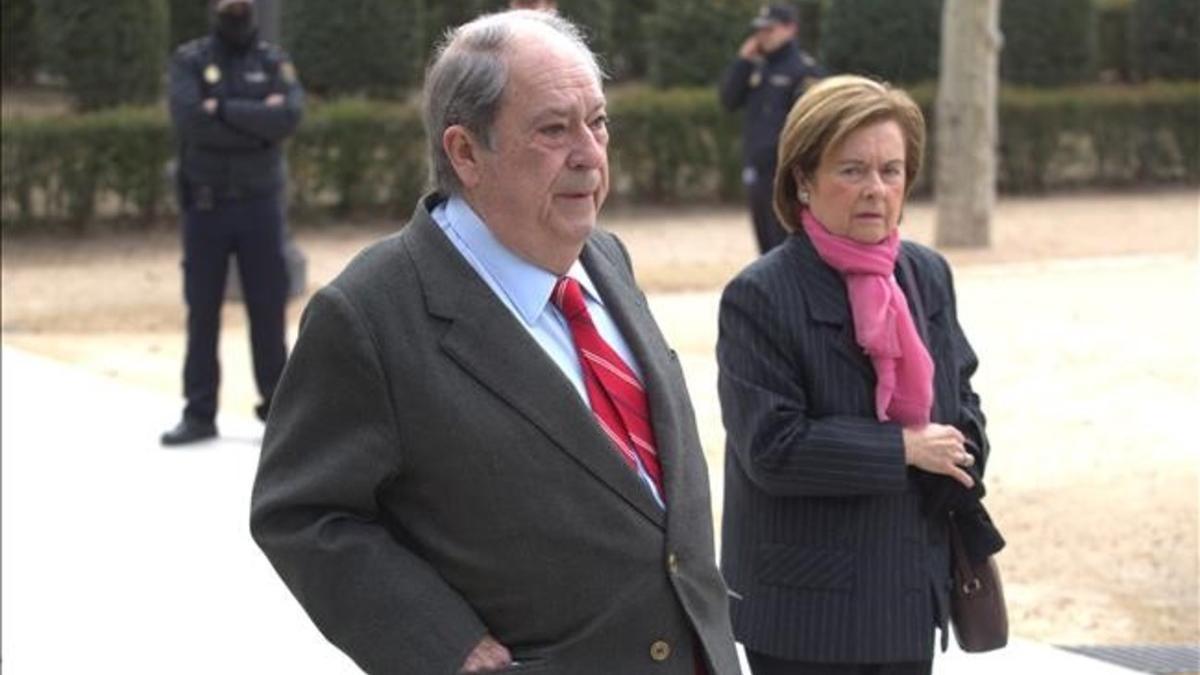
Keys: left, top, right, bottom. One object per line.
{"left": 935, "top": 0, "right": 1002, "bottom": 248}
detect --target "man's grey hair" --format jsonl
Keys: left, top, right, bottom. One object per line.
{"left": 422, "top": 10, "right": 604, "bottom": 195}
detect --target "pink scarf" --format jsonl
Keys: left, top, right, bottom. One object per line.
{"left": 800, "top": 207, "right": 934, "bottom": 426}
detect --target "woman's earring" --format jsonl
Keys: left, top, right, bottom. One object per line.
{"left": 798, "top": 189, "right": 811, "bottom": 204}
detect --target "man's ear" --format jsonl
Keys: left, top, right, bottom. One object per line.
{"left": 443, "top": 125, "right": 484, "bottom": 189}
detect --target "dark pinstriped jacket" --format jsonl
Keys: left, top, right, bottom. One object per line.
{"left": 717, "top": 230, "right": 992, "bottom": 663}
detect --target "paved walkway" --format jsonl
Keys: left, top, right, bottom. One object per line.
{"left": 1, "top": 344, "right": 1140, "bottom": 673}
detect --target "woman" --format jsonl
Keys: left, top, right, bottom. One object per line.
{"left": 717, "top": 75, "right": 1003, "bottom": 675}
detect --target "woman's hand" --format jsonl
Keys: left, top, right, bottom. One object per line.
{"left": 902, "top": 424, "right": 975, "bottom": 488}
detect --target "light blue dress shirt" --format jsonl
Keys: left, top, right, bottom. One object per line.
{"left": 432, "top": 196, "right": 663, "bottom": 507}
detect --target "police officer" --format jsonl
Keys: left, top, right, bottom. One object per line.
{"left": 161, "top": 0, "right": 304, "bottom": 446}
{"left": 719, "top": 3, "right": 825, "bottom": 254}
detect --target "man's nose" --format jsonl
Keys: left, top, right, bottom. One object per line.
{"left": 568, "top": 126, "right": 606, "bottom": 170}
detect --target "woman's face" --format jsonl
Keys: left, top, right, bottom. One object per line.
{"left": 797, "top": 119, "right": 907, "bottom": 244}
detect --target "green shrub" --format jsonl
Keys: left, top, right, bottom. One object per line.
{"left": 645, "top": 0, "right": 760, "bottom": 87}
{"left": 2, "top": 0, "right": 40, "bottom": 84}
{"left": 287, "top": 98, "right": 427, "bottom": 219}
{"left": 1096, "top": 0, "right": 1134, "bottom": 82}
{"left": 995, "top": 82, "right": 1200, "bottom": 190}
{"left": 37, "top": 0, "right": 168, "bottom": 111}
{"left": 1, "top": 106, "right": 173, "bottom": 229}
{"left": 607, "top": 0, "right": 653, "bottom": 81}
{"left": 1131, "top": 0, "right": 1200, "bottom": 80}
{"left": 609, "top": 85, "right": 743, "bottom": 202}
{"left": 283, "top": 0, "right": 424, "bottom": 99}
{"left": 168, "top": 0, "right": 211, "bottom": 51}
{"left": 558, "top": 0, "right": 615, "bottom": 76}
{"left": 820, "top": 0, "right": 942, "bottom": 84}
{"left": 3, "top": 83, "right": 1197, "bottom": 231}
{"left": 420, "top": 0, "right": 500, "bottom": 63}
{"left": 1000, "top": 0, "right": 1098, "bottom": 86}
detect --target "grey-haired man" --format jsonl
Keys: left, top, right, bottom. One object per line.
{"left": 251, "top": 10, "right": 739, "bottom": 674}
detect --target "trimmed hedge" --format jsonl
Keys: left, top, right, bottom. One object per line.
{"left": 996, "top": 82, "right": 1200, "bottom": 191}
{"left": 1, "top": 106, "right": 173, "bottom": 228}
{"left": 38, "top": 0, "right": 168, "bottom": 111}
{"left": 287, "top": 98, "right": 427, "bottom": 219}
{"left": 3, "top": 82, "right": 1198, "bottom": 230}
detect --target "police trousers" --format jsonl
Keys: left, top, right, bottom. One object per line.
{"left": 181, "top": 192, "right": 288, "bottom": 423}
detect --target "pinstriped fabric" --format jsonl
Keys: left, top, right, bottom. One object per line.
{"left": 717, "top": 232, "right": 985, "bottom": 664}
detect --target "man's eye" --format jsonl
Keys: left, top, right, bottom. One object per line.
{"left": 541, "top": 124, "right": 567, "bottom": 136}
{"left": 589, "top": 115, "right": 609, "bottom": 130}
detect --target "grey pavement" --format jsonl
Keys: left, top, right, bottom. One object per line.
{"left": 1, "top": 338, "right": 1142, "bottom": 673}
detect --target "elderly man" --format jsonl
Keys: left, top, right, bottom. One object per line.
{"left": 250, "top": 10, "right": 739, "bottom": 675}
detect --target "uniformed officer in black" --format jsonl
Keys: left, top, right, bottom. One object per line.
{"left": 161, "top": 0, "right": 304, "bottom": 446}
{"left": 719, "top": 4, "right": 825, "bottom": 254}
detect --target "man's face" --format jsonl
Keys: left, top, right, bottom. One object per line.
{"left": 466, "top": 35, "right": 609, "bottom": 272}
{"left": 755, "top": 22, "right": 796, "bottom": 53}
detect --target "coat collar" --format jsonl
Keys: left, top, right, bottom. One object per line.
{"left": 786, "top": 231, "right": 947, "bottom": 325}
{"left": 784, "top": 231, "right": 947, "bottom": 382}
{"left": 404, "top": 194, "right": 667, "bottom": 529}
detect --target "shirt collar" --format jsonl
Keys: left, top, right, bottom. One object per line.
{"left": 443, "top": 195, "right": 604, "bottom": 324}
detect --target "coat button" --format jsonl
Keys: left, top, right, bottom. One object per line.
{"left": 666, "top": 552, "right": 679, "bottom": 574}
{"left": 650, "top": 640, "right": 672, "bottom": 661}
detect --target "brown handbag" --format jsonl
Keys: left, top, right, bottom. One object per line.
{"left": 949, "top": 517, "right": 1009, "bottom": 652}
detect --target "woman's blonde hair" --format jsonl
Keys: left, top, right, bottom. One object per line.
{"left": 773, "top": 75, "right": 926, "bottom": 232}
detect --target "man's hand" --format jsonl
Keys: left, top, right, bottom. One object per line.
{"left": 264, "top": 93, "right": 285, "bottom": 107}
{"left": 903, "top": 423, "right": 974, "bottom": 489}
{"left": 202, "top": 98, "right": 218, "bottom": 115}
{"left": 460, "top": 634, "right": 512, "bottom": 673}
{"left": 738, "top": 34, "right": 761, "bottom": 60}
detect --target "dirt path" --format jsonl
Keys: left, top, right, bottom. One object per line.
{"left": 3, "top": 189, "right": 1198, "bottom": 646}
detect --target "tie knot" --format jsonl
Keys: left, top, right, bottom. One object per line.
{"left": 552, "top": 276, "right": 589, "bottom": 321}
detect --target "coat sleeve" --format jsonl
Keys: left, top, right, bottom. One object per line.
{"left": 250, "top": 285, "right": 487, "bottom": 675}
{"left": 717, "top": 273, "right": 909, "bottom": 498}
{"left": 718, "top": 58, "right": 756, "bottom": 112}
{"left": 940, "top": 254, "right": 990, "bottom": 475}
{"left": 219, "top": 49, "right": 304, "bottom": 143}
{"left": 168, "top": 48, "right": 266, "bottom": 151}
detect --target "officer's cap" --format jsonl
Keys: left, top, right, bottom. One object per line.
{"left": 216, "top": 0, "right": 254, "bottom": 13}
{"left": 750, "top": 4, "right": 798, "bottom": 29}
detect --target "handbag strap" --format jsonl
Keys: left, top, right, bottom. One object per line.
{"left": 949, "top": 519, "right": 984, "bottom": 595}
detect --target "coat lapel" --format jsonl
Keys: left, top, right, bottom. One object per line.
{"left": 580, "top": 239, "right": 691, "bottom": 511}
{"left": 896, "top": 243, "right": 948, "bottom": 421}
{"left": 789, "top": 234, "right": 876, "bottom": 380}
{"left": 404, "top": 198, "right": 665, "bottom": 529}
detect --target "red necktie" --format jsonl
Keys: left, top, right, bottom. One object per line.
{"left": 552, "top": 277, "right": 664, "bottom": 496}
